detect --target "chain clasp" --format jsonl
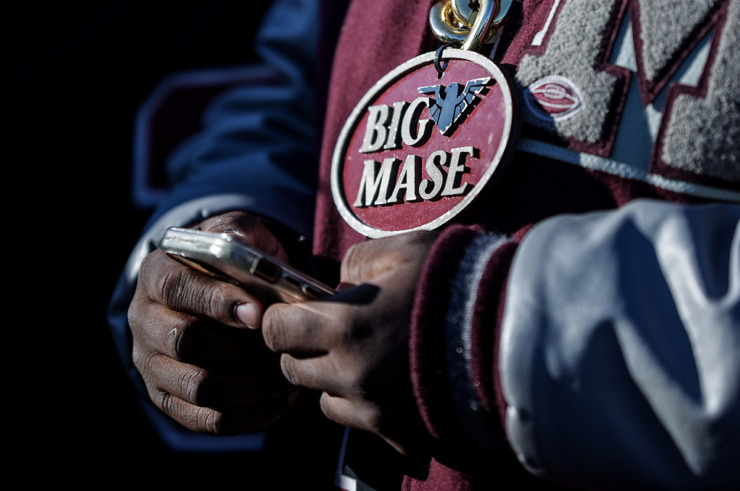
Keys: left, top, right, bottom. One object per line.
{"left": 429, "top": 0, "right": 511, "bottom": 52}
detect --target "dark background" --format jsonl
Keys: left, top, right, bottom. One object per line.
{"left": 3, "top": 1, "right": 320, "bottom": 485}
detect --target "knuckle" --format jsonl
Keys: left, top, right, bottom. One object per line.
{"left": 127, "top": 295, "right": 142, "bottom": 322}
{"left": 160, "top": 267, "right": 196, "bottom": 310}
{"left": 155, "top": 376, "right": 232, "bottom": 435}
{"left": 199, "top": 407, "right": 246, "bottom": 436}
{"left": 131, "top": 345, "right": 161, "bottom": 383}
{"left": 158, "top": 390, "right": 177, "bottom": 417}
{"left": 176, "top": 366, "right": 209, "bottom": 406}
{"left": 318, "top": 393, "right": 356, "bottom": 429}
{"left": 279, "top": 355, "right": 300, "bottom": 386}
{"left": 164, "top": 321, "right": 192, "bottom": 361}
{"left": 198, "top": 407, "right": 228, "bottom": 434}
{"left": 131, "top": 344, "right": 145, "bottom": 371}
{"left": 262, "top": 308, "right": 287, "bottom": 352}
{"left": 127, "top": 293, "right": 151, "bottom": 336}
{"left": 159, "top": 267, "right": 226, "bottom": 319}
{"left": 158, "top": 393, "right": 224, "bottom": 435}
{"left": 318, "top": 393, "right": 338, "bottom": 422}
{"left": 204, "top": 286, "right": 233, "bottom": 320}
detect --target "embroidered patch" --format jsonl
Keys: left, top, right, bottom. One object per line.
{"left": 523, "top": 75, "right": 584, "bottom": 125}
{"left": 331, "top": 49, "right": 519, "bottom": 238}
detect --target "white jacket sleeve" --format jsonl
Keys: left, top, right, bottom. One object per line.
{"left": 501, "top": 199, "right": 740, "bottom": 489}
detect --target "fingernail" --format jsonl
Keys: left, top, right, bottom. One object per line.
{"left": 236, "top": 303, "right": 260, "bottom": 329}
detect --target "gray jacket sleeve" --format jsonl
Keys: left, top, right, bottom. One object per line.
{"left": 501, "top": 199, "right": 740, "bottom": 489}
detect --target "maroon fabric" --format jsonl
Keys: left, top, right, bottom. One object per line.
{"left": 402, "top": 458, "right": 475, "bottom": 491}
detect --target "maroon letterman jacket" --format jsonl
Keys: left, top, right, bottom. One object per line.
{"left": 314, "top": 0, "right": 740, "bottom": 489}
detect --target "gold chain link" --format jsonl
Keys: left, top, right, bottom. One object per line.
{"left": 429, "top": 0, "right": 512, "bottom": 51}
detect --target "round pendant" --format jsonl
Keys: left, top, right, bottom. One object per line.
{"left": 331, "top": 48, "right": 519, "bottom": 238}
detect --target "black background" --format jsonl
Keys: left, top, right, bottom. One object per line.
{"left": 3, "top": 1, "right": 329, "bottom": 485}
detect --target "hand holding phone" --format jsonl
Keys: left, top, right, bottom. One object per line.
{"left": 160, "top": 227, "right": 335, "bottom": 304}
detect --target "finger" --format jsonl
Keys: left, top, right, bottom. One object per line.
{"left": 340, "top": 239, "right": 400, "bottom": 283}
{"left": 140, "top": 249, "right": 263, "bottom": 328}
{"left": 319, "top": 391, "right": 427, "bottom": 457}
{"left": 318, "top": 392, "right": 368, "bottom": 429}
{"left": 134, "top": 348, "right": 294, "bottom": 409}
{"left": 340, "top": 231, "right": 438, "bottom": 284}
{"left": 262, "top": 301, "right": 347, "bottom": 355}
{"left": 128, "top": 297, "right": 201, "bottom": 360}
{"left": 131, "top": 303, "right": 276, "bottom": 366}
{"left": 278, "top": 352, "right": 351, "bottom": 397}
{"left": 151, "top": 386, "right": 300, "bottom": 435}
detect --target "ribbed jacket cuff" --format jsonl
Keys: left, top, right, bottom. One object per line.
{"left": 410, "top": 224, "right": 519, "bottom": 458}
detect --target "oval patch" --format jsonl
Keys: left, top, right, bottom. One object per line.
{"left": 524, "top": 75, "right": 583, "bottom": 122}
{"left": 331, "top": 48, "right": 518, "bottom": 238}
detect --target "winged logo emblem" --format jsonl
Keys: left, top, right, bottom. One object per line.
{"left": 418, "top": 77, "right": 492, "bottom": 135}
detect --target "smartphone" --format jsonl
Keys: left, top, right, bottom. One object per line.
{"left": 159, "top": 227, "right": 335, "bottom": 304}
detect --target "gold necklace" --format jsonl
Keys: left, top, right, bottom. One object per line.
{"left": 430, "top": 0, "right": 512, "bottom": 51}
